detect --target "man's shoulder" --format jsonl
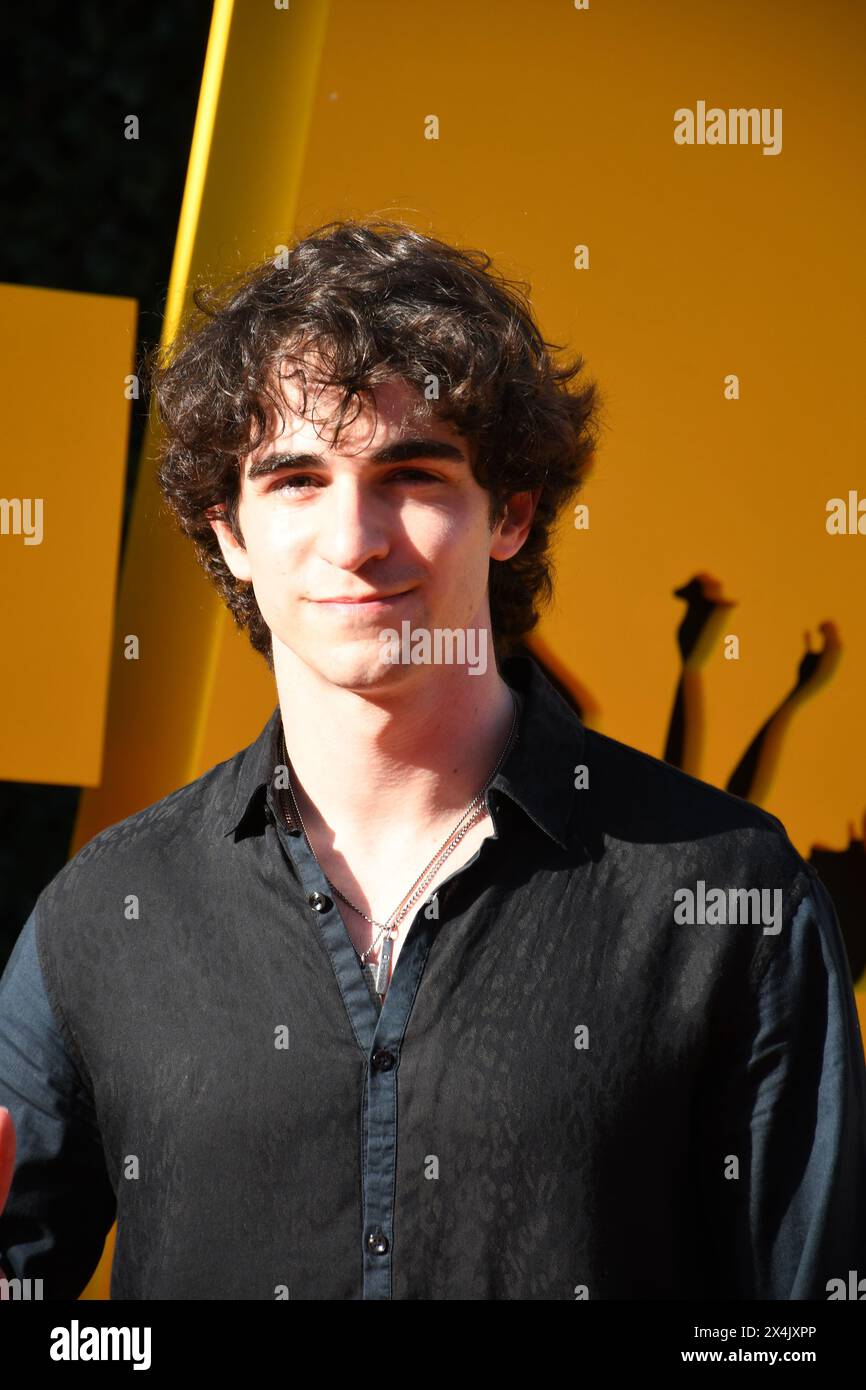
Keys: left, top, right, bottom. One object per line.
{"left": 578, "top": 723, "right": 809, "bottom": 886}
{"left": 34, "top": 740, "right": 252, "bottom": 926}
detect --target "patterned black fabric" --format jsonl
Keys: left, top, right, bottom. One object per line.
{"left": 1, "top": 654, "right": 865, "bottom": 1299}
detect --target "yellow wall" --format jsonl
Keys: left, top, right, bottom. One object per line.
{"left": 0, "top": 284, "right": 136, "bottom": 785}
{"left": 49, "top": 0, "right": 866, "bottom": 1295}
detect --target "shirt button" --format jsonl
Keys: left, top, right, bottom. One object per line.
{"left": 371, "top": 1048, "right": 396, "bottom": 1072}
{"left": 366, "top": 1228, "right": 389, "bottom": 1256}
{"left": 308, "top": 892, "right": 332, "bottom": 912}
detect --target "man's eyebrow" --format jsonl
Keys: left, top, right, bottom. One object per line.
{"left": 246, "top": 436, "right": 467, "bottom": 481}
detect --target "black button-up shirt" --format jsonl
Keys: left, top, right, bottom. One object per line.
{"left": 1, "top": 653, "right": 865, "bottom": 1299}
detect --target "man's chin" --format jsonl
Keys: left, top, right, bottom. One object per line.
{"left": 283, "top": 639, "right": 415, "bottom": 693}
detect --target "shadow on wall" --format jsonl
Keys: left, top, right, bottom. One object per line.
{"left": 522, "top": 571, "right": 865, "bottom": 989}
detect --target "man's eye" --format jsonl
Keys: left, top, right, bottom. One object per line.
{"left": 270, "top": 474, "right": 317, "bottom": 491}
{"left": 270, "top": 469, "right": 438, "bottom": 492}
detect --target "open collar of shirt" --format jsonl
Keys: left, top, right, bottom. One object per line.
{"left": 218, "top": 653, "right": 589, "bottom": 858}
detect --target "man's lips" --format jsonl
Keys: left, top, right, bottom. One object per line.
{"left": 311, "top": 588, "right": 414, "bottom": 604}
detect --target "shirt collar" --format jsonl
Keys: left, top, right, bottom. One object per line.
{"left": 487, "top": 653, "right": 587, "bottom": 852}
{"left": 220, "top": 652, "right": 587, "bottom": 854}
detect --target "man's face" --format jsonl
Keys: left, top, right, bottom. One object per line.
{"left": 209, "top": 371, "right": 537, "bottom": 692}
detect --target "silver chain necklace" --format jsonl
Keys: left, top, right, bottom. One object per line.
{"left": 277, "top": 690, "right": 520, "bottom": 1000}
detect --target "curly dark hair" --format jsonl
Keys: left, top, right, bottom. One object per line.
{"left": 146, "top": 219, "right": 604, "bottom": 671}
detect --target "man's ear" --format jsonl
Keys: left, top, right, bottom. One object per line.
{"left": 489, "top": 487, "right": 541, "bottom": 563}
{"left": 207, "top": 506, "right": 253, "bottom": 583}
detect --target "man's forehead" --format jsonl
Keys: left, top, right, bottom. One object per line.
{"left": 246, "top": 372, "right": 455, "bottom": 467}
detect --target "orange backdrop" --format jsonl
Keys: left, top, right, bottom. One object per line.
{"left": 5, "top": 0, "right": 864, "bottom": 1297}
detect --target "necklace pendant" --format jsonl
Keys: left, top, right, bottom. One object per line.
{"left": 372, "top": 932, "right": 394, "bottom": 996}
{"left": 363, "top": 959, "right": 381, "bottom": 1003}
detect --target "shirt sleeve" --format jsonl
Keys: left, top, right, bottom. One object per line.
{"left": 0, "top": 910, "right": 117, "bottom": 1299}
{"left": 693, "top": 867, "right": 866, "bottom": 1298}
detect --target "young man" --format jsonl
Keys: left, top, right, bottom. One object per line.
{"left": 1, "top": 221, "right": 865, "bottom": 1301}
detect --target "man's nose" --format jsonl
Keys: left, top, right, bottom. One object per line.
{"left": 316, "top": 475, "right": 391, "bottom": 569}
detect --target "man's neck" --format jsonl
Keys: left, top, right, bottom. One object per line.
{"left": 273, "top": 643, "right": 516, "bottom": 857}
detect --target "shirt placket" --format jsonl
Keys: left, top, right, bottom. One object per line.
{"left": 269, "top": 783, "right": 503, "bottom": 1299}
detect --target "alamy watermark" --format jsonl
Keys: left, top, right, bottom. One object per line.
{"left": 49, "top": 1320, "right": 151, "bottom": 1369}
{"left": 0, "top": 1274, "right": 43, "bottom": 1300}
{"left": 673, "top": 880, "right": 783, "bottom": 935}
{"left": 674, "top": 102, "right": 782, "bottom": 156}
{"left": 0, "top": 497, "right": 43, "bottom": 545}
{"left": 826, "top": 1270, "right": 866, "bottom": 1299}
{"left": 378, "top": 623, "right": 488, "bottom": 675}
